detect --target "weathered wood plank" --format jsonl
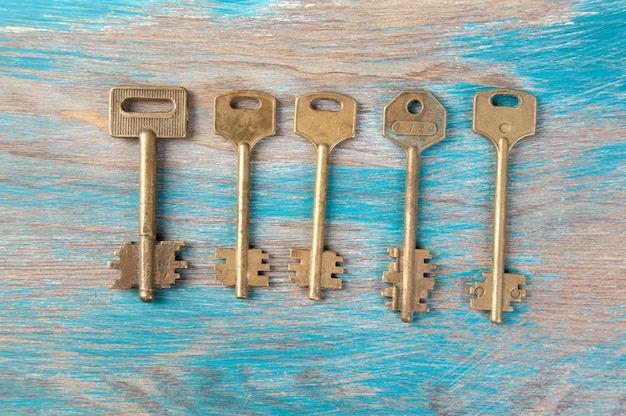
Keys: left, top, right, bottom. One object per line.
{"left": 0, "top": 0, "right": 624, "bottom": 414}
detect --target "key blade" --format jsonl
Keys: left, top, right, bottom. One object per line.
{"left": 473, "top": 89, "right": 537, "bottom": 150}
{"left": 470, "top": 272, "right": 526, "bottom": 312}
{"left": 288, "top": 249, "right": 310, "bottom": 287}
{"left": 214, "top": 90, "right": 276, "bottom": 148}
{"left": 247, "top": 248, "right": 270, "bottom": 287}
{"left": 215, "top": 248, "right": 270, "bottom": 287}
{"left": 289, "top": 249, "right": 343, "bottom": 289}
{"left": 155, "top": 241, "right": 187, "bottom": 288}
{"left": 109, "top": 241, "right": 186, "bottom": 289}
{"left": 383, "top": 91, "right": 447, "bottom": 151}
{"left": 294, "top": 92, "right": 357, "bottom": 150}
{"left": 109, "top": 86, "right": 188, "bottom": 138}
{"left": 382, "top": 248, "right": 435, "bottom": 318}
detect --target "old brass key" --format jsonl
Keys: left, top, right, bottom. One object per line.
{"left": 214, "top": 91, "right": 275, "bottom": 298}
{"left": 289, "top": 92, "right": 357, "bottom": 300}
{"left": 108, "top": 86, "right": 188, "bottom": 302}
{"left": 381, "top": 91, "right": 446, "bottom": 323}
{"left": 470, "top": 89, "right": 537, "bottom": 323}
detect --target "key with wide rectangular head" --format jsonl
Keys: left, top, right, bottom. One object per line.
{"left": 381, "top": 91, "right": 446, "bottom": 323}
{"left": 108, "top": 86, "right": 188, "bottom": 302}
{"left": 213, "top": 91, "right": 275, "bottom": 298}
{"left": 470, "top": 88, "right": 537, "bottom": 323}
{"left": 289, "top": 92, "right": 357, "bottom": 300}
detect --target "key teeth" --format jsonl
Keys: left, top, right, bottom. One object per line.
{"left": 288, "top": 249, "right": 309, "bottom": 287}
{"left": 109, "top": 241, "right": 186, "bottom": 291}
{"left": 470, "top": 272, "right": 526, "bottom": 312}
{"left": 381, "top": 248, "right": 435, "bottom": 318}
{"left": 321, "top": 250, "right": 343, "bottom": 289}
{"left": 248, "top": 248, "right": 270, "bottom": 287}
{"left": 154, "top": 241, "right": 186, "bottom": 288}
{"left": 288, "top": 249, "right": 343, "bottom": 289}
{"left": 214, "top": 248, "right": 270, "bottom": 288}
{"left": 109, "top": 242, "right": 138, "bottom": 289}
{"left": 214, "top": 248, "right": 236, "bottom": 286}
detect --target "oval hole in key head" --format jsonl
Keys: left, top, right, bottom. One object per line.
{"left": 490, "top": 93, "right": 520, "bottom": 107}
{"left": 406, "top": 99, "right": 423, "bottom": 115}
{"left": 230, "top": 97, "right": 261, "bottom": 110}
{"left": 121, "top": 98, "right": 175, "bottom": 114}
{"left": 310, "top": 98, "right": 342, "bottom": 112}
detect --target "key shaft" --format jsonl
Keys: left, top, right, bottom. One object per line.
{"left": 235, "top": 142, "right": 251, "bottom": 298}
{"left": 400, "top": 145, "right": 419, "bottom": 322}
{"left": 491, "top": 139, "right": 510, "bottom": 322}
{"left": 138, "top": 129, "right": 158, "bottom": 302}
{"left": 309, "top": 143, "right": 330, "bottom": 300}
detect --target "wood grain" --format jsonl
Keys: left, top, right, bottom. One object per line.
{"left": 0, "top": 0, "right": 624, "bottom": 414}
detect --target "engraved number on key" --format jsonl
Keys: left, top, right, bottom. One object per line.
{"left": 288, "top": 92, "right": 357, "bottom": 300}
{"left": 107, "top": 86, "right": 189, "bottom": 302}
{"left": 213, "top": 90, "right": 275, "bottom": 298}
{"left": 381, "top": 91, "right": 446, "bottom": 322}
{"left": 469, "top": 89, "right": 537, "bottom": 323}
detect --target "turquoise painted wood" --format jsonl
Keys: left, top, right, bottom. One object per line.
{"left": 0, "top": 0, "right": 624, "bottom": 414}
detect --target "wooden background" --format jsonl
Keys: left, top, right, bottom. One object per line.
{"left": 1, "top": 0, "right": 624, "bottom": 414}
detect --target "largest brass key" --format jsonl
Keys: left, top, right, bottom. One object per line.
{"left": 108, "top": 86, "right": 188, "bottom": 302}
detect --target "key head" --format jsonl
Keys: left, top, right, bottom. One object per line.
{"left": 294, "top": 92, "right": 357, "bottom": 151}
{"left": 473, "top": 89, "right": 537, "bottom": 151}
{"left": 383, "top": 91, "right": 447, "bottom": 151}
{"left": 214, "top": 90, "right": 276, "bottom": 149}
{"left": 109, "top": 86, "right": 188, "bottom": 138}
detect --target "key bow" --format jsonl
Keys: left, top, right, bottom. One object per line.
{"left": 214, "top": 90, "right": 276, "bottom": 148}
{"left": 294, "top": 92, "right": 357, "bottom": 150}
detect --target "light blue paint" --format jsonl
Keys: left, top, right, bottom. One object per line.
{"left": 0, "top": 0, "right": 276, "bottom": 32}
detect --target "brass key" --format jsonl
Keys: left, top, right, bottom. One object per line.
{"left": 108, "top": 86, "right": 188, "bottom": 302}
{"left": 470, "top": 89, "right": 537, "bottom": 323}
{"left": 381, "top": 91, "right": 446, "bottom": 322}
{"left": 289, "top": 92, "right": 357, "bottom": 300}
{"left": 214, "top": 91, "right": 275, "bottom": 298}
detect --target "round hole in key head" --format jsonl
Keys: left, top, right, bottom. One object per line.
{"left": 490, "top": 93, "right": 520, "bottom": 107}
{"left": 310, "top": 98, "right": 341, "bottom": 112}
{"left": 406, "top": 99, "right": 423, "bottom": 115}
{"left": 122, "top": 98, "right": 175, "bottom": 113}
{"left": 230, "top": 97, "right": 261, "bottom": 110}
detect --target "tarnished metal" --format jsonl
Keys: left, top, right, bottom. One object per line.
{"left": 470, "top": 88, "right": 537, "bottom": 323}
{"left": 289, "top": 92, "right": 357, "bottom": 300}
{"left": 213, "top": 90, "right": 275, "bottom": 298}
{"left": 108, "top": 86, "right": 188, "bottom": 302}
{"left": 381, "top": 91, "right": 446, "bottom": 323}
